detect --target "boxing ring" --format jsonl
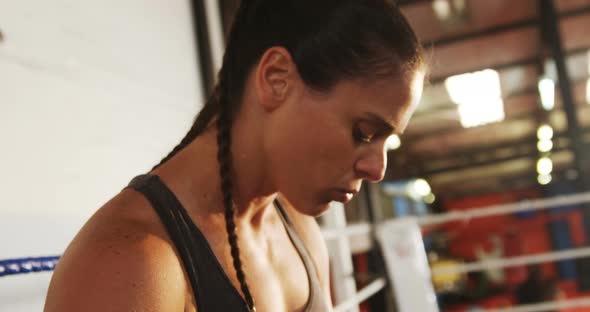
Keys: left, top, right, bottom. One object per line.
{"left": 2, "top": 0, "right": 590, "bottom": 310}
{"left": 3, "top": 191, "right": 590, "bottom": 311}
{"left": 322, "top": 190, "right": 590, "bottom": 312}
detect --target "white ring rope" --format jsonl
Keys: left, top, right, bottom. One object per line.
{"left": 431, "top": 246, "right": 590, "bottom": 276}
{"left": 321, "top": 191, "right": 590, "bottom": 240}
{"left": 333, "top": 277, "right": 387, "bottom": 312}
{"left": 417, "top": 191, "right": 590, "bottom": 226}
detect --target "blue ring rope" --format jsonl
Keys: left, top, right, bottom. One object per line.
{"left": 0, "top": 256, "right": 61, "bottom": 277}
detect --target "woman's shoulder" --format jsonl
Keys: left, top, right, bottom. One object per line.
{"left": 44, "top": 189, "right": 190, "bottom": 311}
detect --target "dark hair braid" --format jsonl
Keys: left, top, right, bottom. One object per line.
{"left": 214, "top": 4, "right": 257, "bottom": 308}
{"left": 216, "top": 81, "right": 256, "bottom": 310}
{"left": 153, "top": 81, "right": 256, "bottom": 309}
{"left": 152, "top": 79, "right": 256, "bottom": 309}
{"left": 152, "top": 3, "right": 257, "bottom": 309}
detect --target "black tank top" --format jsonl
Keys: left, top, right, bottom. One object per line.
{"left": 127, "top": 174, "right": 329, "bottom": 311}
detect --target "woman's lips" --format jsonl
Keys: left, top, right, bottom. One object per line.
{"left": 330, "top": 189, "right": 357, "bottom": 203}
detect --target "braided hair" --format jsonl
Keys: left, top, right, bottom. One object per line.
{"left": 153, "top": 0, "right": 425, "bottom": 310}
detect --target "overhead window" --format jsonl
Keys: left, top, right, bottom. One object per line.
{"left": 445, "top": 69, "right": 505, "bottom": 128}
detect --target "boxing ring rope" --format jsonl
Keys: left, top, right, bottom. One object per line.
{"left": 333, "top": 277, "right": 387, "bottom": 312}
{"left": 431, "top": 246, "right": 590, "bottom": 275}
{"left": 417, "top": 191, "right": 590, "bottom": 226}
{"left": 0, "top": 256, "right": 60, "bottom": 277}
{"left": 321, "top": 190, "right": 590, "bottom": 311}
{"left": 322, "top": 191, "right": 590, "bottom": 241}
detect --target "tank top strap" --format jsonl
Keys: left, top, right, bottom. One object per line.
{"left": 127, "top": 174, "right": 205, "bottom": 308}
{"left": 273, "top": 199, "right": 328, "bottom": 311}
{"left": 127, "top": 174, "right": 249, "bottom": 311}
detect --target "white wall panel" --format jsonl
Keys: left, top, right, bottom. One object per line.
{"left": 0, "top": 0, "right": 204, "bottom": 310}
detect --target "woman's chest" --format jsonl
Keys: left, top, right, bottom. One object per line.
{"left": 188, "top": 217, "right": 312, "bottom": 312}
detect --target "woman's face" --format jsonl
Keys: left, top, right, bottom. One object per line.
{"left": 265, "top": 70, "right": 425, "bottom": 216}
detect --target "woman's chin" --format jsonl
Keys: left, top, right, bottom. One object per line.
{"left": 306, "top": 201, "right": 333, "bottom": 217}
{"left": 278, "top": 194, "right": 334, "bottom": 217}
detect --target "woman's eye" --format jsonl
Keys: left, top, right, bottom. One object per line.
{"left": 353, "top": 127, "right": 375, "bottom": 143}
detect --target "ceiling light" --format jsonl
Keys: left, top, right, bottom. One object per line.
{"left": 538, "top": 77, "right": 555, "bottom": 111}
{"left": 445, "top": 69, "right": 505, "bottom": 128}
{"left": 537, "top": 139, "right": 553, "bottom": 153}
{"left": 538, "top": 174, "right": 552, "bottom": 185}
{"left": 537, "top": 124, "right": 554, "bottom": 140}
{"left": 386, "top": 135, "right": 401, "bottom": 151}
{"left": 413, "top": 179, "right": 432, "bottom": 197}
{"left": 424, "top": 193, "right": 436, "bottom": 204}
{"left": 456, "top": 98, "right": 505, "bottom": 128}
{"left": 537, "top": 157, "right": 553, "bottom": 175}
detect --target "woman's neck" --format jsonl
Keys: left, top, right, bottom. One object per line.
{"left": 151, "top": 123, "right": 278, "bottom": 227}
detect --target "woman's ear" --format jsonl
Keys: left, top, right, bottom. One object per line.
{"left": 254, "top": 47, "right": 297, "bottom": 111}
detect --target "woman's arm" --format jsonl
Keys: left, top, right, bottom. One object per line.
{"left": 44, "top": 212, "right": 188, "bottom": 311}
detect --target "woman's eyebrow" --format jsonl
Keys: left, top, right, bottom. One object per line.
{"left": 363, "top": 112, "right": 397, "bottom": 135}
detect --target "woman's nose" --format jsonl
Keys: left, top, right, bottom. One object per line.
{"left": 354, "top": 146, "right": 387, "bottom": 182}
